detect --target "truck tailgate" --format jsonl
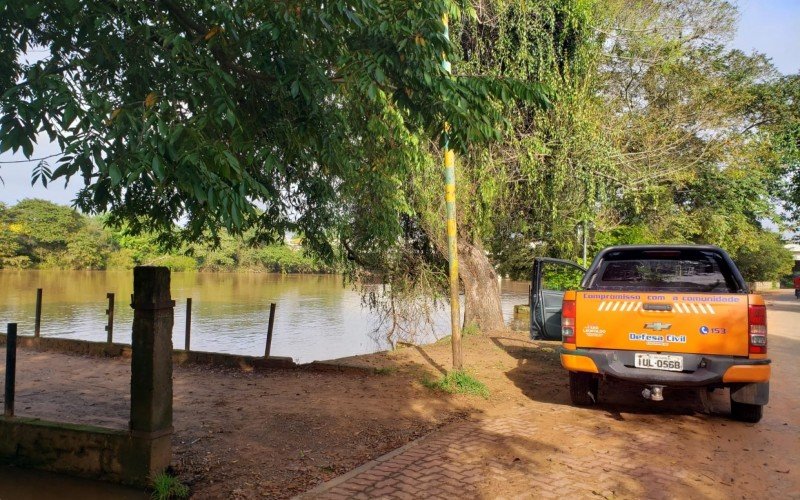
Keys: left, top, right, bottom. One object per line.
{"left": 575, "top": 292, "right": 749, "bottom": 356}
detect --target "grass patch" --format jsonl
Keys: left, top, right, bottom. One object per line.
{"left": 373, "top": 366, "right": 397, "bottom": 375}
{"left": 421, "top": 370, "right": 490, "bottom": 399}
{"left": 151, "top": 471, "right": 189, "bottom": 500}
{"left": 462, "top": 322, "right": 481, "bottom": 337}
{"left": 435, "top": 324, "right": 480, "bottom": 345}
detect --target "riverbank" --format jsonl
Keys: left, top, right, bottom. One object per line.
{"left": 0, "top": 270, "right": 531, "bottom": 363}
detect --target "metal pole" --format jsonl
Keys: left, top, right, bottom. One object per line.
{"left": 5, "top": 323, "right": 17, "bottom": 417}
{"left": 34, "top": 288, "right": 42, "bottom": 338}
{"left": 105, "top": 292, "right": 115, "bottom": 344}
{"left": 442, "top": 13, "right": 463, "bottom": 371}
{"left": 265, "top": 303, "right": 276, "bottom": 358}
{"left": 185, "top": 298, "right": 192, "bottom": 352}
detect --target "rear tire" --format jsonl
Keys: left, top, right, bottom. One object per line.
{"left": 569, "top": 372, "right": 599, "bottom": 406}
{"left": 730, "top": 400, "right": 763, "bottom": 423}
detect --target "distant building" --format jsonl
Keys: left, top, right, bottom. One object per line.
{"left": 785, "top": 243, "right": 800, "bottom": 274}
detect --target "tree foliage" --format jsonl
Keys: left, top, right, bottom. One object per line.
{"left": 343, "top": 0, "right": 595, "bottom": 337}
{"left": 480, "top": 0, "right": 796, "bottom": 282}
{"left": 0, "top": 0, "right": 547, "bottom": 258}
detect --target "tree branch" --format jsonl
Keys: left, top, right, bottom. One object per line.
{"left": 157, "top": 0, "right": 276, "bottom": 84}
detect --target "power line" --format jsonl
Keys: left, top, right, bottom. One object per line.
{"left": 0, "top": 153, "right": 62, "bottom": 164}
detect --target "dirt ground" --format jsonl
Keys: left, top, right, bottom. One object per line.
{"left": 0, "top": 328, "right": 527, "bottom": 498}
{"left": 1, "top": 291, "right": 799, "bottom": 498}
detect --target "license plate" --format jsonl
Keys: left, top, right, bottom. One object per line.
{"left": 634, "top": 353, "right": 683, "bottom": 372}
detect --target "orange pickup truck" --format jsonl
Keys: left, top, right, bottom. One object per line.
{"left": 530, "top": 245, "right": 770, "bottom": 422}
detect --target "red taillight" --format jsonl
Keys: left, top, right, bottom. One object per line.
{"left": 562, "top": 299, "right": 576, "bottom": 344}
{"left": 748, "top": 304, "right": 767, "bottom": 354}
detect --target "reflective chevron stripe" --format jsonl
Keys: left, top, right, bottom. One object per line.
{"left": 595, "top": 300, "right": 716, "bottom": 314}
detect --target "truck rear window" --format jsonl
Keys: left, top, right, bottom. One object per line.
{"left": 591, "top": 249, "right": 739, "bottom": 292}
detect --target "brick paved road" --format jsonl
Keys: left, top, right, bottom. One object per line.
{"left": 299, "top": 298, "right": 800, "bottom": 499}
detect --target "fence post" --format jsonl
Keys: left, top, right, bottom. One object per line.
{"left": 129, "top": 266, "right": 174, "bottom": 480}
{"left": 34, "top": 288, "right": 42, "bottom": 338}
{"left": 265, "top": 303, "right": 276, "bottom": 358}
{"left": 5, "top": 323, "right": 17, "bottom": 417}
{"left": 105, "top": 292, "right": 115, "bottom": 344}
{"left": 184, "top": 298, "right": 192, "bottom": 352}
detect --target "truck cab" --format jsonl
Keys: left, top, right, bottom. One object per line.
{"left": 530, "top": 245, "right": 770, "bottom": 422}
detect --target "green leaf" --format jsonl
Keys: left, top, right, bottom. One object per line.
{"left": 50, "top": 162, "right": 74, "bottom": 180}
{"left": 151, "top": 156, "right": 164, "bottom": 180}
{"left": 62, "top": 103, "right": 77, "bottom": 128}
{"left": 109, "top": 164, "right": 122, "bottom": 185}
{"left": 21, "top": 137, "right": 33, "bottom": 158}
{"left": 222, "top": 151, "right": 240, "bottom": 174}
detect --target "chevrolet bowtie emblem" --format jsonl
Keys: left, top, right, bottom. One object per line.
{"left": 644, "top": 322, "right": 671, "bottom": 331}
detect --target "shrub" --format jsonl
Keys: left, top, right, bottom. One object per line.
{"left": 150, "top": 254, "right": 198, "bottom": 272}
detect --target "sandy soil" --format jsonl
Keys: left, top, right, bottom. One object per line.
{"left": 0, "top": 332, "right": 510, "bottom": 498}
{"left": 1, "top": 290, "right": 799, "bottom": 498}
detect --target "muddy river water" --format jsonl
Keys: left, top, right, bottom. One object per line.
{"left": 0, "top": 270, "right": 530, "bottom": 363}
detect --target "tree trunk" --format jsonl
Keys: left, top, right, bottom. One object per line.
{"left": 458, "top": 239, "right": 506, "bottom": 332}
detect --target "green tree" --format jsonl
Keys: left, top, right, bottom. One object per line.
{"left": 0, "top": 202, "right": 23, "bottom": 267}
{"left": 343, "top": 0, "right": 598, "bottom": 338}
{"left": 581, "top": 0, "right": 794, "bottom": 280}
{"left": 7, "top": 198, "right": 84, "bottom": 264}
{"left": 450, "top": 0, "right": 600, "bottom": 327}
{"left": 731, "top": 232, "right": 793, "bottom": 283}
{"left": 65, "top": 219, "right": 114, "bottom": 269}
{"left": 0, "top": 0, "right": 544, "bottom": 256}
{"left": 767, "top": 75, "right": 800, "bottom": 229}
{"left": 457, "top": 0, "right": 607, "bottom": 282}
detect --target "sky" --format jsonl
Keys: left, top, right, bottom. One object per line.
{"left": 0, "top": 1, "right": 799, "bottom": 207}
{"left": 731, "top": 0, "right": 800, "bottom": 75}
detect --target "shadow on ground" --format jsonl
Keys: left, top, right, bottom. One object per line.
{"left": 2, "top": 318, "right": 798, "bottom": 499}
{"left": 491, "top": 331, "right": 725, "bottom": 419}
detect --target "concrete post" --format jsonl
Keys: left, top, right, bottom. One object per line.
{"left": 128, "top": 266, "right": 174, "bottom": 482}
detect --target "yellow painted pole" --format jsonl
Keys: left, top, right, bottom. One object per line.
{"left": 442, "top": 13, "right": 463, "bottom": 371}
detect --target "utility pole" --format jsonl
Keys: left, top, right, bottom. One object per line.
{"left": 442, "top": 12, "right": 463, "bottom": 371}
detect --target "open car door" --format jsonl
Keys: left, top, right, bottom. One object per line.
{"left": 530, "top": 258, "right": 587, "bottom": 340}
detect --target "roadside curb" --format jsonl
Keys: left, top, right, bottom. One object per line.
{"left": 299, "top": 361, "right": 379, "bottom": 375}
{"left": 292, "top": 429, "right": 436, "bottom": 499}
{"left": 0, "top": 333, "right": 297, "bottom": 370}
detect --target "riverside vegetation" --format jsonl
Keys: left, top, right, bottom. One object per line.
{"left": 0, "top": 199, "right": 334, "bottom": 273}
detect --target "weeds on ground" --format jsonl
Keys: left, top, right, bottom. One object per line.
{"left": 462, "top": 322, "right": 481, "bottom": 337}
{"left": 151, "top": 471, "right": 189, "bottom": 500}
{"left": 435, "top": 323, "right": 481, "bottom": 345}
{"left": 422, "top": 370, "right": 490, "bottom": 399}
{"left": 374, "top": 366, "right": 398, "bottom": 375}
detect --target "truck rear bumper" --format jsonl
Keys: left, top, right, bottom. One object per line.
{"left": 561, "top": 349, "right": 770, "bottom": 387}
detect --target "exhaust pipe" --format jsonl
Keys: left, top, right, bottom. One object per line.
{"left": 642, "top": 385, "right": 665, "bottom": 401}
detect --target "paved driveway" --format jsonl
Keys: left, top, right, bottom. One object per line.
{"left": 301, "top": 291, "right": 800, "bottom": 499}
